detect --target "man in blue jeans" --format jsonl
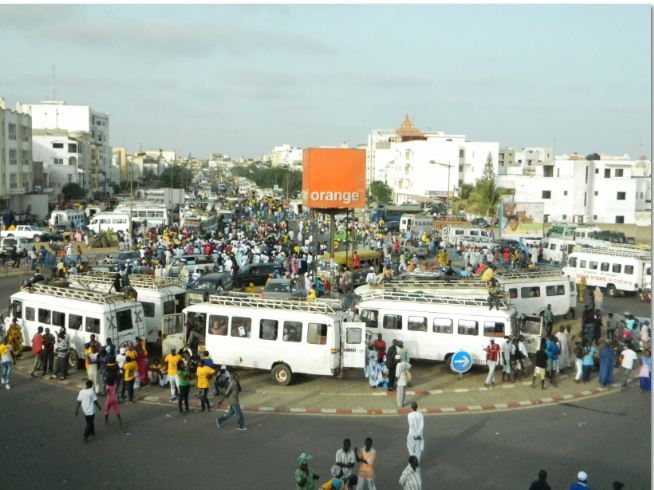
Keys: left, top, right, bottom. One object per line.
{"left": 216, "top": 372, "right": 246, "bottom": 431}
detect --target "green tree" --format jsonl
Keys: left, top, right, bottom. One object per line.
{"left": 156, "top": 166, "right": 193, "bottom": 188}
{"left": 368, "top": 180, "right": 393, "bottom": 205}
{"left": 231, "top": 164, "right": 302, "bottom": 197}
{"left": 481, "top": 153, "right": 495, "bottom": 181}
{"left": 466, "top": 179, "right": 505, "bottom": 218}
{"left": 61, "top": 183, "right": 87, "bottom": 200}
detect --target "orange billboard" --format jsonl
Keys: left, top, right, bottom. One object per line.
{"left": 302, "top": 148, "right": 366, "bottom": 209}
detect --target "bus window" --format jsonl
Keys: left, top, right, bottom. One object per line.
{"left": 546, "top": 285, "right": 565, "bottom": 296}
{"left": 175, "top": 294, "right": 186, "bottom": 313}
{"left": 521, "top": 286, "right": 541, "bottom": 298}
{"left": 361, "top": 310, "right": 379, "bottom": 328}
{"left": 484, "top": 321, "right": 505, "bottom": 337}
{"left": 259, "top": 319, "right": 278, "bottom": 341}
{"left": 383, "top": 314, "right": 403, "bottom": 330}
{"left": 624, "top": 265, "right": 634, "bottom": 275}
{"left": 308, "top": 323, "right": 328, "bottom": 345}
{"left": 69, "top": 314, "right": 82, "bottom": 330}
{"left": 568, "top": 257, "right": 577, "bottom": 267}
{"left": 588, "top": 261, "right": 598, "bottom": 270}
{"left": 142, "top": 302, "right": 155, "bottom": 318}
{"left": 508, "top": 288, "right": 518, "bottom": 299}
{"left": 432, "top": 318, "right": 452, "bottom": 334}
{"left": 458, "top": 320, "right": 478, "bottom": 336}
{"left": 52, "top": 311, "right": 65, "bottom": 328}
{"left": 209, "top": 315, "right": 228, "bottom": 335}
{"left": 25, "top": 307, "right": 35, "bottom": 321}
{"left": 600, "top": 262, "right": 610, "bottom": 271}
{"left": 346, "top": 326, "right": 363, "bottom": 344}
{"left": 116, "top": 310, "right": 133, "bottom": 332}
{"left": 12, "top": 300, "right": 22, "bottom": 319}
{"left": 549, "top": 244, "right": 556, "bottom": 250}
{"left": 612, "top": 264, "right": 622, "bottom": 273}
{"left": 38, "top": 308, "right": 51, "bottom": 324}
{"left": 85, "top": 317, "right": 100, "bottom": 334}
{"left": 579, "top": 260, "right": 587, "bottom": 268}
{"left": 231, "top": 317, "right": 251, "bottom": 338}
{"left": 408, "top": 316, "right": 427, "bottom": 332}
{"left": 283, "top": 321, "right": 302, "bottom": 342}
{"left": 186, "top": 312, "right": 206, "bottom": 345}
{"left": 163, "top": 300, "right": 175, "bottom": 315}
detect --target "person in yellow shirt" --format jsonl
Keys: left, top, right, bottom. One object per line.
{"left": 306, "top": 287, "right": 317, "bottom": 302}
{"left": 164, "top": 348, "right": 182, "bottom": 401}
{"left": 123, "top": 357, "right": 138, "bottom": 403}
{"left": 480, "top": 264, "right": 494, "bottom": 283}
{"left": 196, "top": 359, "right": 216, "bottom": 412}
{"left": 1, "top": 338, "right": 13, "bottom": 389}
{"left": 246, "top": 282, "right": 256, "bottom": 294}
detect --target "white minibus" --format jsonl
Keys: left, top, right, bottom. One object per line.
{"left": 168, "top": 294, "right": 366, "bottom": 385}
{"left": 356, "top": 291, "right": 517, "bottom": 367}
{"left": 69, "top": 273, "right": 187, "bottom": 344}
{"left": 441, "top": 226, "right": 492, "bottom": 247}
{"left": 48, "top": 209, "right": 86, "bottom": 229}
{"left": 563, "top": 247, "right": 651, "bottom": 296}
{"left": 399, "top": 214, "right": 434, "bottom": 237}
{"left": 88, "top": 212, "right": 131, "bottom": 235}
{"left": 496, "top": 270, "right": 576, "bottom": 318}
{"left": 5, "top": 283, "right": 146, "bottom": 367}
{"left": 541, "top": 236, "right": 576, "bottom": 264}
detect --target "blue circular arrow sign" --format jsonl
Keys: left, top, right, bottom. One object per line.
{"left": 450, "top": 350, "right": 473, "bottom": 374}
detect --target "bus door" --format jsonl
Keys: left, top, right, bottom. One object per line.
{"left": 341, "top": 322, "right": 366, "bottom": 369}
{"left": 161, "top": 313, "right": 185, "bottom": 355}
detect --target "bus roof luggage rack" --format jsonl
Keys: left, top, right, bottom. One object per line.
{"left": 75, "top": 272, "right": 182, "bottom": 289}
{"left": 379, "top": 280, "right": 487, "bottom": 289}
{"left": 207, "top": 292, "right": 341, "bottom": 313}
{"left": 25, "top": 283, "right": 125, "bottom": 303}
{"left": 359, "top": 290, "right": 509, "bottom": 308}
{"left": 571, "top": 246, "right": 650, "bottom": 259}
{"left": 495, "top": 270, "right": 564, "bottom": 281}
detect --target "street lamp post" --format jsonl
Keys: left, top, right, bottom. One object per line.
{"left": 431, "top": 160, "right": 453, "bottom": 204}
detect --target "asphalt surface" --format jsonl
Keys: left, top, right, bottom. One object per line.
{"left": 1, "top": 368, "right": 651, "bottom": 489}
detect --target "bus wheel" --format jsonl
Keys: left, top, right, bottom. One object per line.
{"left": 607, "top": 284, "right": 618, "bottom": 297}
{"left": 68, "top": 349, "right": 79, "bottom": 369}
{"left": 271, "top": 364, "right": 292, "bottom": 386}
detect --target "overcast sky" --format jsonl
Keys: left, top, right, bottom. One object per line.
{"left": 0, "top": 4, "right": 650, "bottom": 159}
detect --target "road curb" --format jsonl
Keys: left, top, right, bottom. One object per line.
{"left": 13, "top": 362, "right": 624, "bottom": 416}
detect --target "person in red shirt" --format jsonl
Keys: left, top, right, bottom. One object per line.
{"left": 484, "top": 339, "right": 501, "bottom": 388}
{"left": 30, "top": 326, "right": 44, "bottom": 376}
{"left": 372, "top": 334, "right": 386, "bottom": 363}
{"left": 352, "top": 251, "right": 360, "bottom": 269}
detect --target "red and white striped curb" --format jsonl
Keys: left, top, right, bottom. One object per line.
{"left": 14, "top": 364, "right": 622, "bottom": 416}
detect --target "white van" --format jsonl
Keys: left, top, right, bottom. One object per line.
{"left": 563, "top": 247, "right": 651, "bottom": 296}
{"left": 69, "top": 273, "right": 187, "bottom": 344}
{"left": 399, "top": 214, "right": 434, "bottom": 237}
{"left": 168, "top": 294, "right": 366, "bottom": 385}
{"left": 496, "top": 270, "right": 576, "bottom": 318}
{"left": 85, "top": 204, "right": 106, "bottom": 219}
{"left": 541, "top": 236, "right": 575, "bottom": 264}
{"left": 356, "top": 291, "right": 517, "bottom": 367}
{"left": 88, "top": 212, "right": 131, "bottom": 234}
{"left": 1, "top": 236, "right": 35, "bottom": 254}
{"left": 6, "top": 283, "right": 146, "bottom": 367}
{"left": 49, "top": 209, "right": 86, "bottom": 229}
{"left": 441, "top": 226, "right": 492, "bottom": 247}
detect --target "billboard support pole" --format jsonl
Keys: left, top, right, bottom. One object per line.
{"left": 344, "top": 209, "right": 350, "bottom": 274}
{"left": 328, "top": 210, "right": 336, "bottom": 298}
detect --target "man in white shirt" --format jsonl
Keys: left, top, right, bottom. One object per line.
{"left": 75, "top": 379, "right": 101, "bottom": 443}
{"left": 620, "top": 345, "right": 639, "bottom": 390}
{"left": 407, "top": 402, "right": 425, "bottom": 461}
{"left": 335, "top": 438, "right": 356, "bottom": 479}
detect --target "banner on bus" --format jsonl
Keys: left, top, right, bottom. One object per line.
{"left": 499, "top": 202, "right": 544, "bottom": 238}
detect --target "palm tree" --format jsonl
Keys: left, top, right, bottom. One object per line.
{"left": 466, "top": 180, "right": 505, "bottom": 218}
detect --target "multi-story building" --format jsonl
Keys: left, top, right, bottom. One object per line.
{"left": 24, "top": 100, "right": 111, "bottom": 194}
{"left": 496, "top": 153, "right": 651, "bottom": 225}
{"left": 270, "top": 144, "right": 303, "bottom": 169}
{"left": 112, "top": 147, "right": 128, "bottom": 183}
{"left": 366, "top": 116, "right": 499, "bottom": 203}
{"left": 0, "top": 98, "right": 34, "bottom": 204}
{"left": 31, "top": 129, "right": 84, "bottom": 195}
{"left": 499, "top": 147, "right": 553, "bottom": 168}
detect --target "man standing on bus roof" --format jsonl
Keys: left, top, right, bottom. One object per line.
{"left": 544, "top": 304, "right": 554, "bottom": 337}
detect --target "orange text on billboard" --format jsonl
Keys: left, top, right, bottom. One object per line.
{"left": 302, "top": 148, "right": 366, "bottom": 209}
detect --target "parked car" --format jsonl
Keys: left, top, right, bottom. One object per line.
{"left": 1, "top": 236, "right": 35, "bottom": 254}
{"left": 0, "top": 225, "right": 44, "bottom": 240}
{"left": 39, "top": 231, "right": 64, "bottom": 242}
{"left": 470, "top": 218, "right": 490, "bottom": 228}
{"left": 233, "top": 263, "right": 285, "bottom": 287}
{"left": 186, "top": 272, "right": 234, "bottom": 304}
{"left": 108, "top": 251, "right": 140, "bottom": 267}
{"left": 166, "top": 254, "right": 218, "bottom": 278}
{"left": 262, "top": 278, "right": 307, "bottom": 300}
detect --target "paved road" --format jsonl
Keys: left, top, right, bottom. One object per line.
{"left": 1, "top": 369, "right": 650, "bottom": 489}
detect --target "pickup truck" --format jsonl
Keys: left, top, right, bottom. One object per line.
{"left": 0, "top": 225, "right": 44, "bottom": 240}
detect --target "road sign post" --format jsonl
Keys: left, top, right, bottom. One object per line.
{"left": 451, "top": 350, "right": 473, "bottom": 380}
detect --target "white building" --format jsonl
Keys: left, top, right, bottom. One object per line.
{"left": 24, "top": 100, "right": 111, "bottom": 194}
{"left": 366, "top": 116, "right": 499, "bottom": 203}
{"left": 497, "top": 153, "right": 651, "bottom": 225}
{"left": 499, "top": 147, "right": 553, "bottom": 168}
{"left": 31, "top": 129, "right": 84, "bottom": 196}
{"left": 270, "top": 144, "right": 303, "bottom": 169}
